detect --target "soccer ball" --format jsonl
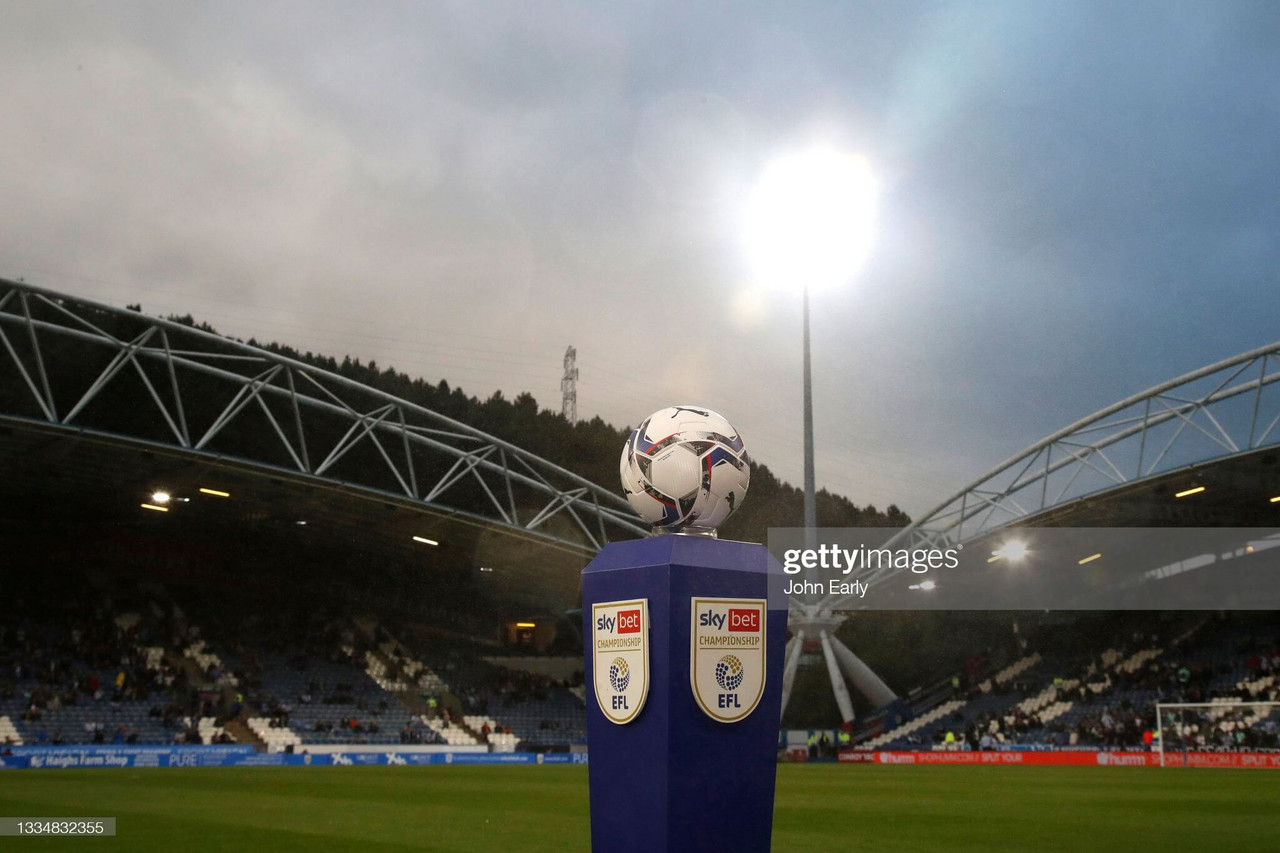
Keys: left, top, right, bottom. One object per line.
{"left": 619, "top": 406, "right": 751, "bottom": 532}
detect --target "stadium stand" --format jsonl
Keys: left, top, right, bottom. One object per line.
{"left": 862, "top": 700, "right": 967, "bottom": 749}
{"left": 383, "top": 627, "right": 588, "bottom": 751}
{"left": 0, "top": 578, "right": 230, "bottom": 746}
{"left": 423, "top": 716, "right": 476, "bottom": 747}
{"left": 0, "top": 715, "right": 22, "bottom": 745}
{"left": 246, "top": 717, "right": 302, "bottom": 752}
{"left": 857, "top": 612, "right": 1280, "bottom": 752}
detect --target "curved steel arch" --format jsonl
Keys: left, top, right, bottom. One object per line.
{"left": 0, "top": 278, "right": 647, "bottom": 551}
{"left": 826, "top": 340, "right": 1280, "bottom": 600}
{"left": 893, "top": 341, "right": 1280, "bottom": 549}
{"left": 796, "top": 342, "right": 1280, "bottom": 715}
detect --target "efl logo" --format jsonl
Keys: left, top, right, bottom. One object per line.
{"left": 592, "top": 599, "right": 649, "bottom": 725}
{"left": 616, "top": 609, "right": 642, "bottom": 634}
{"left": 728, "top": 608, "right": 759, "bottom": 632}
{"left": 690, "top": 597, "right": 767, "bottom": 723}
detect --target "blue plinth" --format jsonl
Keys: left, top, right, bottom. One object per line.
{"left": 582, "top": 536, "right": 787, "bottom": 853}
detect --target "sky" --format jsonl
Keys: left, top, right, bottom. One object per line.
{"left": 1, "top": 0, "right": 1277, "bottom": 518}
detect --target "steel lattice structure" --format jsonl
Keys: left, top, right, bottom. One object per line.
{"left": 795, "top": 342, "right": 1280, "bottom": 716}
{"left": 0, "top": 278, "right": 648, "bottom": 551}
{"left": 852, "top": 340, "right": 1280, "bottom": 591}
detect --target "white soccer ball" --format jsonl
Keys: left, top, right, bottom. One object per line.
{"left": 619, "top": 406, "right": 751, "bottom": 532}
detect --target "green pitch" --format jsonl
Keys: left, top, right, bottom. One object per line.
{"left": 2, "top": 764, "right": 1278, "bottom": 852}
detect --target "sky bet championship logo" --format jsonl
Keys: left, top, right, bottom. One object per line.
{"left": 691, "top": 597, "right": 766, "bottom": 723}
{"left": 592, "top": 599, "right": 649, "bottom": 724}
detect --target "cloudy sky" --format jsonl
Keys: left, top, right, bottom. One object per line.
{"left": 1, "top": 1, "right": 1277, "bottom": 517}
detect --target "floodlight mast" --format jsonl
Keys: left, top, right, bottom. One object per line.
{"left": 802, "top": 287, "right": 816, "bottom": 536}
{"left": 745, "top": 146, "right": 880, "bottom": 730}
{"left": 561, "top": 345, "right": 578, "bottom": 424}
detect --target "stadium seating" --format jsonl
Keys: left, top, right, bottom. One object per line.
{"left": 380, "top": 629, "right": 588, "bottom": 751}
{"left": 424, "top": 716, "right": 477, "bottom": 746}
{"left": 196, "top": 716, "right": 230, "bottom": 745}
{"left": 975, "top": 653, "right": 1042, "bottom": 693}
{"left": 862, "top": 613, "right": 1280, "bottom": 752}
{"left": 487, "top": 690, "right": 587, "bottom": 748}
{"left": 1, "top": 570, "right": 598, "bottom": 755}
{"left": 863, "top": 700, "right": 967, "bottom": 748}
{"left": 247, "top": 717, "right": 302, "bottom": 752}
{"left": 0, "top": 715, "right": 24, "bottom": 745}
{"left": 254, "top": 652, "right": 412, "bottom": 746}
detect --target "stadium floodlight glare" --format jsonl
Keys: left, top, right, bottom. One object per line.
{"left": 199, "top": 487, "right": 230, "bottom": 498}
{"left": 1078, "top": 552, "right": 1102, "bottom": 565}
{"left": 150, "top": 490, "right": 171, "bottom": 504}
{"left": 1174, "top": 486, "right": 1206, "bottom": 498}
{"left": 412, "top": 535, "right": 438, "bottom": 546}
{"left": 140, "top": 503, "right": 169, "bottom": 512}
{"left": 998, "top": 539, "right": 1029, "bottom": 562}
{"left": 744, "top": 147, "right": 877, "bottom": 293}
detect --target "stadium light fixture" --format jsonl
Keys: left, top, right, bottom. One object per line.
{"left": 744, "top": 145, "right": 877, "bottom": 536}
{"left": 412, "top": 535, "right": 439, "bottom": 546}
{"left": 140, "top": 503, "right": 169, "bottom": 512}
{"left": 744, "top": 147, "right": 877, "bottom": 294}
{"left": 199, "top": 487, "right": 230, "bottom": 498}
{"left": 150, "top": 490, "right": 171, "bottom": 504}
{"left": 990, "top": 539, "right": 1029, "bottom": 563}
{"left": 1078, "top": 553, "right": 1102, "bottom": 565}
{"left": 1174, "top": 486, "right": 1205, "bottom": 498}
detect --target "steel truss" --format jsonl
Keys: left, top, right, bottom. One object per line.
{"left": 822, "top": 340, "right": 1280, "bottom": 603}
{"left": 0, "top": 278, "right": 648, "bottom": 551}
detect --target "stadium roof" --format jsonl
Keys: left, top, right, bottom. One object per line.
{"left": 0, "top": 278, "right": 648, "bottom": 621}
{"left": 819, "top": 340, "right": 1280, "bottom": 609}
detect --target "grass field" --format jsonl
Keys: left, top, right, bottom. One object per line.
{"left": 2, "top": 764, "right": 1279, "bottom": 851}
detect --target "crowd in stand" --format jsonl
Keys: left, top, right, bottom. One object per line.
{"left": 398, "top": 719, "right": 445, "bottom": 744}
{"left": 0, "top": 585, "right": 221, "bottom": 745}
{"left": 915, "top": 615, "right": 1280, "bottom": 752}
{"left": 2, "top": 572, "right": 593, "bottom": 751}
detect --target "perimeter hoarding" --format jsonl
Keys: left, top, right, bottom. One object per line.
{"left": 0, "top": 747, "right": 588, "bottom": 769}
{"left": 837, "top": 750, "right": 1280, "bottom": 768}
